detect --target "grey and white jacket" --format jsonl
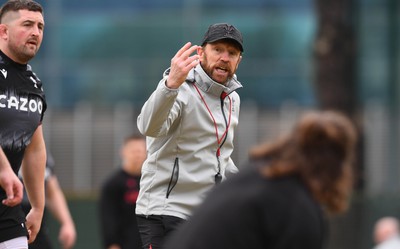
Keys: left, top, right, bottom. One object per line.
{"left": 136, "top": 64, "right": 242, "bottom": 220}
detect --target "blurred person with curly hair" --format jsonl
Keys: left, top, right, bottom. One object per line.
{"left": 164, "top": 110, "right": 357, "bottom": 249}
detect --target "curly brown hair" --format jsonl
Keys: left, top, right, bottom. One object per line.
{"left": 250, "top": 110, "right": 357, "bottom": 215}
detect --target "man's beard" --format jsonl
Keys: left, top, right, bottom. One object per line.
{"left": 8, "top": 41, "right": 37, "bottom": 63}
{"left": 201, "top": 53, "right": 234, "bottom": 84}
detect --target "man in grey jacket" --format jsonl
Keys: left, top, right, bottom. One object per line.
{"left": 136, "top": 23, "right": 244, "bottom": 249}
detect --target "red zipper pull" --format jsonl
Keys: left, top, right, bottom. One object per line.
{"left": 221, "top": 91, "right": 228, "bottom": 99}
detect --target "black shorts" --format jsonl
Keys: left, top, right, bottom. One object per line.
{"left": 136, "top": 215, "right": 184, "bottom": 249}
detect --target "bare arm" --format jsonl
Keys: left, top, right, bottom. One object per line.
{"left": 21, "top": 125, "right": 46, "bottom": 244}
{"left": 0, "top": 147, "right": 23, "bottom": 206}
{"left": 46, "top": 175, "right": 76, "bottom": 249}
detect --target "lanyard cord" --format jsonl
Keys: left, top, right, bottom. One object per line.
{"left": 193, "top": 84, "right": 232, "bottom": 174}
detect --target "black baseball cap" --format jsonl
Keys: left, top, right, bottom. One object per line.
{"left": 201, "top": 23, "right": 244, "bottom": 52}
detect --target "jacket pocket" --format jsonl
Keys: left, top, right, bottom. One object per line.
{"left": 166, "top": 157, "right": 179, "bottom": 198}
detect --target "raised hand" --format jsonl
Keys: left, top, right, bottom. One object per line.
{"left": 166, "top": 42, "right": 200, "bottom": 89}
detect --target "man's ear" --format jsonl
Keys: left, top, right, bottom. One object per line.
{"left": 234, "top": 55, "right": 242, "bottom": 72}
{"left": 197, "top": 45, "right": 204, "bottom": 64}
{"left": 0, "top": 24, "right": 8, "bottom": 40}
{"left": 197, "top": 45, "right": 203, "bottom": 56}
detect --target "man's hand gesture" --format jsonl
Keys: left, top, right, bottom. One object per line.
{"left": 166, "top": 42, "right": 200, "bottom": 89}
